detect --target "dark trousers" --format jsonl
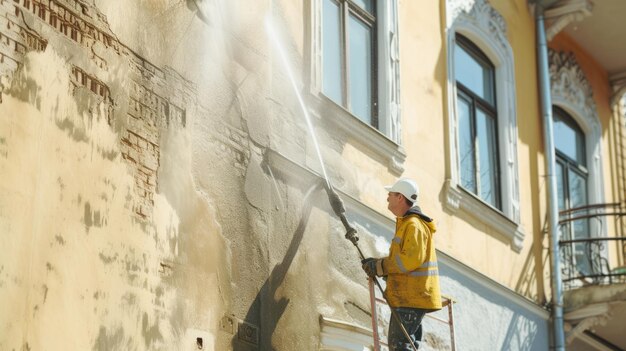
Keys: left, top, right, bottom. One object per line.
{"left": 388, "top": 307, "right": 427, "bottom": 350}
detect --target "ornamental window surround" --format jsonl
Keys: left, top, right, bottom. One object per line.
{"left": 444, "top": 0, "right": 523, "bottom": 251}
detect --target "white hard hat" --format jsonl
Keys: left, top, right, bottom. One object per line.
{"left": 384, "top": 178, "right": 419, "bottom": 203}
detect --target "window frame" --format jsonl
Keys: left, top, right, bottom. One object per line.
{"left": 455, "top": 35, "right": 501, "bottom": 210}
{"left": 310, "top": 0, "right": 405, "bottom": 175}
{"left": 322, "top": 0, "right": 378, "bottom": 127}
{"left": 549, "top": 50, "right": 606, "bottom": 242}
{"left": 554, "top": 107, "right": 591, "bottom": 275}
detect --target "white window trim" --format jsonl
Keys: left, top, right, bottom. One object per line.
{"left": 444, "top": 0, "right": 524, "bottom": 252}
{"left": 309, "top": 0, "right": 405, "bottom": 175}
{"left": 319, "top": 316, "right": 374, "bottom": 351}
{"left": 549, "top": 49, "right": 606, "bottom": 238}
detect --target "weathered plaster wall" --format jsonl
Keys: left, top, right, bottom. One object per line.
{"left": 0, "top": 0, "right": 388, "bottom": 349}
{"left": 0, "top": 0, "right": 235, "bottom": 349}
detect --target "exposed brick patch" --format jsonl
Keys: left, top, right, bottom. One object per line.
{"left": 120, "top": 129, "right": 158, "bottom": 219}
{"left": 0, "top": 1, "right": 47, "bottom": 99}
{"left": 128, "top": 80, "right": 186, "bottom": 130}
{"left": 70, "top": 65, "right": 113, "bottom": 122}
{"left": 0, "top": 0, "right": 198, "bottom": 221}
{"left": 211, "top": 121, "right": 250, "bottom": 177}
{"left": 12, "top": 0, "right": 120, "bottom": 55}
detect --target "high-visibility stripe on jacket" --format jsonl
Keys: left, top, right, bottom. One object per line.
{"left": 382, "top": 207, "right": 442, "bottom": 310}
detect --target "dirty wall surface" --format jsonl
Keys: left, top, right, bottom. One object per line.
{"left": 0, "top": 0, "right": 241, "bottom": 349}
{"left": 0, "top": 0, "right": 379, "bottom": 350}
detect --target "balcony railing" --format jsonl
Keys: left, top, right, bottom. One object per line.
{"left": 558, "top": 203, "right": 626, "bottom": 290}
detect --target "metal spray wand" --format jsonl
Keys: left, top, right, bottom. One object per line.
{"left": 266, "top": 18, "right": 418, "bottom": 350}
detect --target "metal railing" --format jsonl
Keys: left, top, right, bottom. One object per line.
{"left": 558, "top": 203, "right": 626, "bottom": 290}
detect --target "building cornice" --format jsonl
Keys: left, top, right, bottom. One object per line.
{"left": 544, "top": 0, "right": 593, "bottom": 41}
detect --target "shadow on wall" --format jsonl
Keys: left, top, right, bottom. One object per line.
{"left": 233, "top": 181, "right": 324, "bottom": 351}
{"left": 501, "top": 313, "right": 540, "bottom": 351}
{"left": 514, "top": 217, "right": 549, "bottom": 305}
{"left": 439, "top": 263, "right": 547, "bottom": 351}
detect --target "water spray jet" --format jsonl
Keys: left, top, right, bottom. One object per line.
{"left": 264, "top": 16, "right": 418, "bottom": 351}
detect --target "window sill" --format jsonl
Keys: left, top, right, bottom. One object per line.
{"left": 443, "top": 179, "right": 524, "bottom": 252}
{"left": 308, "top": 94, "right": 406, "bottom": 175}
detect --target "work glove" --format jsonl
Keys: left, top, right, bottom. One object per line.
{"left": 361, "top": 257, "right": 386, "bottom": 277}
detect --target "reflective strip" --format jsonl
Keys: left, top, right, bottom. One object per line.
{"left": 394, "top": 254, "right": 408, "bottom": 273}
{"left": 409, "top": 269, "right": 439, "bottom": 277}
{"left": 419, "top": 261, "right": 438, "bottom": 269}
{"left": 392, "top": 237, "right": 402, "bottom": 244}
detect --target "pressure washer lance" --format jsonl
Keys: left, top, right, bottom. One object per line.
{"left": 324, "top": 185, "right": 419, "bottom": 351}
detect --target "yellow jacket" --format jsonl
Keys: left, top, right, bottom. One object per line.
{"left": 382, "top": 207, "right": 442, "bottom": 310}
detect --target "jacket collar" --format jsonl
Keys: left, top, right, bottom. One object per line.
{"left": 402, "top": 205, "right": 433, "bottom": 223}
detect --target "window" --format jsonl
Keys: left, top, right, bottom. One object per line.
{"left": 444, "top": 0, "right": 523, "bottom": 251}
{"left": 311, "top": 0, "right": 403, "bottom": 174}
{"left": 549, "top": 49, "right": 607, "bottom": 257}
{"left": 322, "top": 0, "right": 377, "bottom": 127}
{"left": 454, "top": 35, "right": 500, "bottom": 209}
{"left": 554, "top": 107, "right": 590, "bottom": 274}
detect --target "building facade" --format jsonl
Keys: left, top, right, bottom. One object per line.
{"left": 0, "top": 0, "right": 624, "bottom": 350}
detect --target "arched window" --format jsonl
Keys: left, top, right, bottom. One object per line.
{"left": 554, "top": 107, "right": 590, "bottom": 274}
{"left": 454, "top": 34, "right": 500, "bottom": 209}
{"left": 444, "top": 0, "right": 523, "bottom": 252}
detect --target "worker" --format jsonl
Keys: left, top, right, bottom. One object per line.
{"left": 362, "top": 178, "right": 442, "bottom": 350}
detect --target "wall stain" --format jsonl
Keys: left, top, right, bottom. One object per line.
{"left": 42, "top": 284, "right": 48, "bottom": 303}
{"left": 84, "top": 202, "right": 104, "bottom": 230}
{"left": 54, "top": 235, "right": 66, "bottom": 246}
{"left": 98, "top": 148, "right": 118, "bottom": 161}
{"left": 98, "top": 252, "right": 118, "bottom": 264}
{"left": 141, "top": 312, "right": 163, "bottom": 348}
{"left": 121, "top": 292, "right": 136, "bottom": 305}
{"left": 84, "top": 202, "right": 93, "bottom": 229}
{"left": 0, "top": 137, "right": 7, "bottom": 158}
{"left": 55, "top": 119, "right": 89, "bottom": 143}
{"left": 93, "top": 326, "right": 126, "bottom": 351}
{"left": 57, "top": 177, "right": 65, "bottom": 201}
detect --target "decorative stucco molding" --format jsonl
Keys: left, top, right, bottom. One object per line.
{"left": 549, "top": 50, "right": 600, "bottom": 137}
{"left": 544, "top": 0, "right": 593, "bottom": 41}
{"left": 446, "top": 0, "right": 508, "bottom": 52}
